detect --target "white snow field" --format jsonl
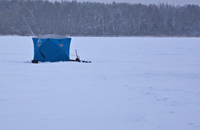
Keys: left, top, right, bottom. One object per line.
{"left": 0, "top": 36, "right": 200, "bottom": 130}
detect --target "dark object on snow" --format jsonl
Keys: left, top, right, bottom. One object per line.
{"left": 67, "top": 59, "right": 91, "bottom": 63}
{"left": 81, "top": 60, "right": 91, "bottom": 63}
{"left": 76, "top": 57, "right": 80, "bottom": 62}
{"left": 32, "top": 60, "right": 39, "bottom": 63}
{"left": 67, "top": 59, "right": 80, "bottom": 62}
{"left": 69, "top": 49, "right": 91, "bottom": 63}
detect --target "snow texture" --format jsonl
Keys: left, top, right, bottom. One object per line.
{"left": 0, "top": 36, "right": 200, "bottom": 130}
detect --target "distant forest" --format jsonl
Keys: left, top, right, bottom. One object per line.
{"left": 0, "top": 0, "right": 200, "bottom": 36}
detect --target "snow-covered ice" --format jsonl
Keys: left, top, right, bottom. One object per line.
{"left": 0, "top": 36, "right": 200, "bottom": 130}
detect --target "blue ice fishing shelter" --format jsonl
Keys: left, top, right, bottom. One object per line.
{"left": 32, "top": 34, "right": 71, "bottom": 62}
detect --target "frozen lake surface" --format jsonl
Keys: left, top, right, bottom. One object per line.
{"left": 0, "top": 36, "right": 200, "bottom": 130}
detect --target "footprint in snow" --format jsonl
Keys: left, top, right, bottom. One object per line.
{"left": 169, "top": 111, "right": 174, "bottom": 114}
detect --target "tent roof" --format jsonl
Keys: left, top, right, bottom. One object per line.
{"left": 33, "top": 34, "right": 70, "bottom": 39}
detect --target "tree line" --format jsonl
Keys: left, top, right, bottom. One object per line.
{"left": 0, "top": 0, "right": 200, "bottom": 36}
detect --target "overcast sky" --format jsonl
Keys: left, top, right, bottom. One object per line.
{"left": 54, "top": 0, "right": 200, "bottom": 5}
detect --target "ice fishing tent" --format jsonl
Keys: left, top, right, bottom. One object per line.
{"left": 32, "top": 34, "right": 71, "bottom": 62}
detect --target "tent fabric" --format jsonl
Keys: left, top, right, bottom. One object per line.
{"left": 32, "top": 34, "right": 71, "bottom": 62}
